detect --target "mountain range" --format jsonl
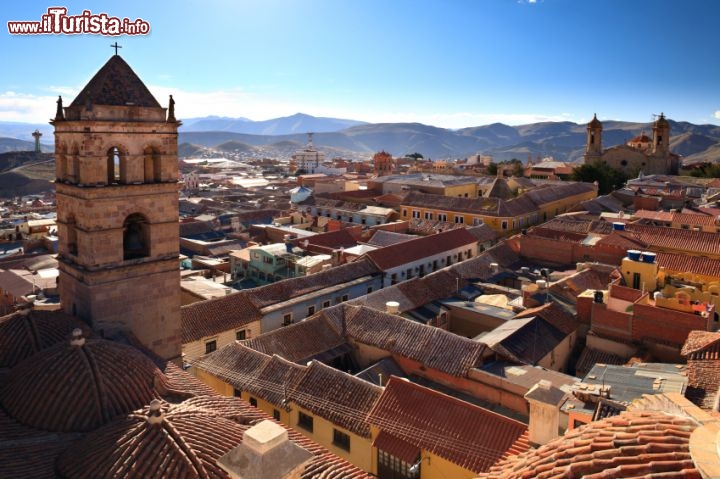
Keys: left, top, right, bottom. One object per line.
{"left": 2, "top": 114, "right": 720, "bottom": 164}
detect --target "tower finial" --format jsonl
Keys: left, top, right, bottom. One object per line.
{"left": 110, "top": 42, "right": 122, "bottom": 56}
{"left": 55, "top": 96, "right": 65, "bottom": 121}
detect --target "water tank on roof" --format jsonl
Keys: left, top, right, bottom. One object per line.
{"left": 640, "top": 251, "right": 656, "bottom": 263}
{"left": 612, "top": 222, "right": 625, "bottom": 231}
{"left": 385, "top": 301, "right": 400, "bottom": 314}
{"left": 594, "top": 290, "right": 604, "bottom": 304}
{"left": 627, "top": 249, "right": 642, "bottom": 261}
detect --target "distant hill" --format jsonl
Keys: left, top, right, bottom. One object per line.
{"left": 179, "top": 112, "right": 367, "bottom": 135}
{"left": 178, "top": 118, "right": 720, "bottom": 163}
{"left": 3, "top": 115, "right": 720, "bottom": 164}
{"left": 0, "top": 170, "right": 53, "bottom": 198}
{"left": 0, "top": 137, "right": 52, "bottom": 154}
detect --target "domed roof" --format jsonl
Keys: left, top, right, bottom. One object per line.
{"left": 480, "top": 410, "right": 700, "bottom": 479}
{"left": 55, "top": 396, "right": 264, "bottom": 479}
{"left": 655, "top": 112, "right": 670, "bottom": 128}
{"left": 0, "top": 332, "right": 162, "bottom": 432}
{"left": 587, "top": 113, "right": 602, "bottom": 129}
{"left": 630, "top": 133, "right": 651, "bottom": 143}
{"left": 0, "top": 309, "right": 89, "bottom": 368}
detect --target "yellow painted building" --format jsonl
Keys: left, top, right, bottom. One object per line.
{"left": 182, "top": 320, "right": 260, "bottom": 364}
{"left": 401, "top": 182, "right": 597, "bottom": 236}
{"left": 191, "top": 347, "right": 382, "bottom": 476}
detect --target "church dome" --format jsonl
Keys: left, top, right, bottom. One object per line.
{"left": 0, "top": 331, "right": 162, "bottom": 432}
{"left": 480, "top": 410, "right": 699, "bottom": 479}
{"left": 56, "top": 396, "right": 264, "bottom": 479}
{"left": 587, "top": 113, "right": 602, "bottom": 129}
{"left": 0, "top": 308, "right": 89, "bottom": 368}
{"left": 655, "top": 112, "right": 670, "bottom": 128}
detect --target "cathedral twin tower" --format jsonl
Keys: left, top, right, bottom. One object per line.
{"left": 52, "top": 55, "right": 181, "bottom": 360}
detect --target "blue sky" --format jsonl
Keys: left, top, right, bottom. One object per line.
{"left": 2, "top": 0, "right": 719, "bottom": 129}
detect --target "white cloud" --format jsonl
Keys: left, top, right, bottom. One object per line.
{"left": 0, "top": 84, "right": 579, "bottom": 129}
{"left": 714, "top": 110, "right": 720, "bottom": 120}
{"left": 0, "top": 91, "right": 62, "bottom": 123}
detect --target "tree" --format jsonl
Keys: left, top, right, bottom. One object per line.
{"left": 687, "top": 163, "right": 720, "bottom": 178}
{"left": 571, "top": 161, "right": 629, "bottom": 194}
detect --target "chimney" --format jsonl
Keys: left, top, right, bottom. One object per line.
{"left": 385, "top": 301, "right": 400, "bottom": 314}
{"left": 524, "top": 380, "right": 566, "bottom": 446}
{"left": 218, "top": 420, "right": 313, "bottom": 479}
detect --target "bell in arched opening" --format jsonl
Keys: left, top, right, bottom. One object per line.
{"left": 123, "top": 213, "right": 149, "bottom": 260}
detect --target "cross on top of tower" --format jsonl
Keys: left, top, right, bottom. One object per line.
{"left": 110, "top": 42, "right": 122, "bottom": 55}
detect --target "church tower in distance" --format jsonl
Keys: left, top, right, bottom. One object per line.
{"left": 52, "top": 55, "right": 181, "bottom": 361}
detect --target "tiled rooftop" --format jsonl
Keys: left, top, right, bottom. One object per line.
{"left": 477, "top": 316, "right": 567, "bottom": 365}
{"left": 479, "top": 409, "right": 701, "bottom": 479}
{"left": 1, "top": 337, "right": 161, "bottom": 433}
{"left": 364, "top": 228, "right": 476, "bottom": 271}
{"left": 514, "top": 302, "right": 578, "bottom": 336}
{"left": 342, "top": 305, "right": 486, "bottom": 377}
{"left": 242, "top": 314, "right": 347, "bottom": 364}
{"left": 181, "top": 290, "right": 261, "bottom": 343}
{"left": 292, "top": 361, "right": 382, "bottom": 438}
{"left": 0, "top": 308, "right": 90, "bottom": 368}
{"left": 55, "top": 395, "right": 373, "bottom": 479}
{"left": 368, "top": 376, "right": 530, "bottom": 474}
{"left": 656, "top": 251, "right": 720, "bottom": 279}
{"left": 682, "top": 331, "right": 720, "bottom": 411}
{"left": 244, "top": 257, "right": 378, "bottom": 309}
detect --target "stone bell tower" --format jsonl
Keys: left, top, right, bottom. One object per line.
{"left": 583, "top": 113, "right": 603, "bottom": 164}
{"left": 52, "top": 54, "right": 181, "bottom": 361}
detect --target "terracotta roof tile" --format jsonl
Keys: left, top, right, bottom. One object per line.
{"left": 479, "top": 410, "right": 701, "bottom": 479}
{"left": 242, "top": 314, "right": 347, "bottom": 363}
{"left": 181, "top": 291, "right": 261, "bottom": 344}
{"left": 55, "top": 396, "right": 372, "bottom": 479}
{"left": 342, "top": 305, "right": 485, "bottom": 377}
{"left": 244, "top": 257, "right": 378, "bottom": 309}
{"left": 575, "top": 347, "right": 629, "bottom": 377}
{"left": 365, "top": 228, "right": 476, "bottom": 271}
{"left": 682, "top": 331, "right": 720, "bottom": 410}
{"left": 191, "top": 342, "right": 271, "bottom": 389}
{"left": 514, "top": 302, "right": 578, "bottom": 335}
{"left": 291, "top": 361, "right": 382, "bottom": 437}
{"left": 0, "top": 308, "right": 90, "bottom": 368}
{"left": 656, "top": 251, "right": 720, "bottom": 279}
{"left": 0, "top": 337, "right": 162, "bottom": 433}
{"left": 368, "top": 377, "right": 529, "bottom": 473}
{"left": 622, "top": 223, "right": 720, "bottom": 257}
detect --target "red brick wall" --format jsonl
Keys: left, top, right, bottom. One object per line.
{"left": 590, "top": 303, "right": 632, "bottom": 341}
{"left": 632, "top": 303, "right": 708, "bottom": 347}
{"left": 633, "top": 195, "right": 660, "bottom": 211}
{"left": 611, "top": 285, "right": 645, "bottom": 302}
{"left": 577, "top": 296, "right": 593, "bottom": 326}
{"left": 392, "top": 355, "right": 530, "bottom": 417}
{"left": 518, "top": 236, "right": 577, "bottom": 265}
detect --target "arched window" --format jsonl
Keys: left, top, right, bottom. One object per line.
{"left": 56, "top": 143, "right": 68, "bottom": 181}
{"left": 123, "top": 213, "right": 150, "bottom": 260}
{"left": 70, "top": 144, "right": 80, "bottom": 184}
{"left": 106, "top": 147, "right": 121, "bottom": 184}
{"left": 143, "top": 146, "right": 161, "bottom": 183}
{"left": 66, "top": 215, "right": 78, "bottom": 256}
